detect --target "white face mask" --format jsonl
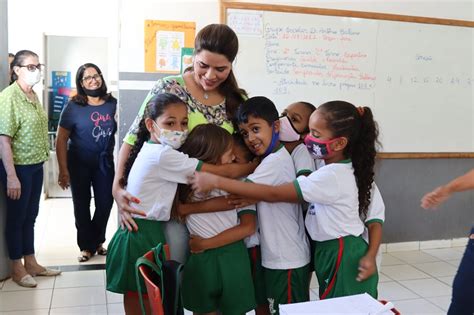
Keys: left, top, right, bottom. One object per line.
{"left": 153, "top": 121, "right": 188, "bottom": 149}
{"left": 23, "top": 69, "right": 41, "bottom": 86}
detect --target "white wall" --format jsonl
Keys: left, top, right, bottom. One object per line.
{"left": 7, "top": 0, "right": 119, "bottom": 86}
{"left": 117, "top": 0, "right": 473, "bottom": 72}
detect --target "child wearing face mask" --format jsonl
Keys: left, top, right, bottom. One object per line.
{"left": 279, "top": 101, "right": 318, "bottom": 177}
{"left": 191, "top": 101, "right": 381, "bottom": 300}
{"left": 105, "top": 93, "right": 256, "bottom": 315}
{"left": 178, "top": 125, "right": 257, "bottom": 315}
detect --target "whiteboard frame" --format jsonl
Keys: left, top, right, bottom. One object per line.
{"left": 220, "top": 0, "right": 474, "bottom": 159}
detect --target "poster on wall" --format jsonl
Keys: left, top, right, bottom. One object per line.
{"left": 49, "top": 71, "right": 72, "bottom": 131}
{"left": 144, "top": 20, "right": 195, "bottom": 73}
{"left": 181, "top": 47, "right": 194, "bottom": 73}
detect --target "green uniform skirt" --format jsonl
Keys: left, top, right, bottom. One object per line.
{"left": 106, "top": 219, "right": 166, "bottom": 294}
{"left": 314, "top": 235, "right": 378, "bottom": 299}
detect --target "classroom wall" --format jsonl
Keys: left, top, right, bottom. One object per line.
{"left": 117, "top": 0, "right": 473, "bottom": 244}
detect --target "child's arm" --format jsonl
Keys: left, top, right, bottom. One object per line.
{"left": 357, "top": 222, "right": 382, "bottom": 281}
{"left": 191, "top": 172, "right": 300, "bottom": 203}
{"left": 189, "top": 212, "right": 256, "bottom": 253}
{"left": 178, "top": 195, "right": 256, "bottom": 217}
{"left": 201, "top": 159, "right": 259, "bottom": 179}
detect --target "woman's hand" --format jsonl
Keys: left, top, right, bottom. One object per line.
{"left": 189, "top": 235, "right": 207, "bottom": 253}
{"left": 112, "top": 186, "right": 145, "bottom": 231}
{"left": 57, "top": 171, "right": 70, "bottom": 190}
{"left": 189, "top": 172, "right": 219, "bottom": 194}
{"left": 421, "top": 186, "right": 451, "bottom": 209}
{"left": 6, "top": 175, "right": 21, "bottom": 200}
{"left": 357, "top": 254, "right": 377, "bottom": 281}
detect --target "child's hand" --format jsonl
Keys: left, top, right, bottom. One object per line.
{"left": 189, "top": 171, "right": 219, "bottom": 193}
{"left": 227, "top": 194, "right": 258, "bottom": 208}
{"left": 357, "top": 255, "right": 376, "bottom": 281}
{"left": 421, "top": 186, "right": 451, "bottom": 209}
{"left": 189, "top": 235, "right": 207, "bottom": 253}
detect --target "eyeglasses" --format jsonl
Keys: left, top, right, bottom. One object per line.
{"left": 19, "top": 64, "right": 44, "bottom": 72}
{"left": 82, "top": 74, "right": 102, "bottom": 83}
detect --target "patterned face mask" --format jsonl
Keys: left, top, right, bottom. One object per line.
{"left": 153, "top": 121, "right": 188, "bottom": 149}
{"left": 304, "top": 134, "right": 339, "bottom": 159}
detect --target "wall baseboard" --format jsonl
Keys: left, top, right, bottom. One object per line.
{"left": 382, "top": 237, "right": 468, "bottom": 253}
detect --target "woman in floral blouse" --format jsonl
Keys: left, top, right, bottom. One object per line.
{"left": 112, "top": 24, "right": 248, "bottom": 263}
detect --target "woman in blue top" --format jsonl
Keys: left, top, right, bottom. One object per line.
{"left": 56, "top": 63, "right": 117, "bottom": 262}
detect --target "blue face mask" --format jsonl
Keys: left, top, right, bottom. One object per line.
{"left": 262, "top": 122, "right": 279, "bottom": 157}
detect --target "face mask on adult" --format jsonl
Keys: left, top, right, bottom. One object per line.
{"left": 83, "top": 87, "right": 105, "bottom": 98}
{"left": 153, "top": 121, "right": 188, "bottom": 149}
{"left": 22, "top": 68, "right": 41, "bottom": 86}
{"left": 279, "top": 115, "right": 301, "bottom": 142}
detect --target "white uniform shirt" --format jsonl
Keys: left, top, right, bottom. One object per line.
{"left": 186, "top": 189, "right": 256, "bottom": 239}
{"left": 295, "top": 161, "right": 365, "bottom": 242}
{"left": 247, "top": 145, "right": 310, "bottom": 270}
{"left": 127, "top": 142, "right": 200, "bottom": 221}
{"left": 291, "top": 143, "right": 315, "bottom": 176}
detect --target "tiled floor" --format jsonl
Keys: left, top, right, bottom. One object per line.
{"left": 0, "top": 197, "right": 466, "bottom": 314}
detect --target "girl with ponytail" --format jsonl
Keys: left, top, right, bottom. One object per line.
{"left": 190, "top": 100, "right": 382, "bottom": 300}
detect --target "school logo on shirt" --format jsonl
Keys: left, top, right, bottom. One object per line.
{"left": 268, "top": 298, "right": 277, "bottom": 314}
{"left": 308, "top": 204, "right": 316, "bottom": 215}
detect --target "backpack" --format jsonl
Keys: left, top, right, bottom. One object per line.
{"left": 135, "top": 243, "right": 184, "bottom": 315}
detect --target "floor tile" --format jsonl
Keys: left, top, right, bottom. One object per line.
{"left": 0, "top": 309, "right": 50, "bottom": 315}
{"left": 379, "top": 272, "right": 392, "bottom": 282}
{"left": 50, "top": 304, "right": 108, "bottom": 314}
{"left": 106, "top": 291, "right": 123, "bottom": 304}
{"left": 398, "top": 278, "right": 452, "bottom": 298}
{"left": 392, "top": 298, "right": 444, "bottom": 314}
{"left": 427, "top": 295, "right": 452, "bottom": 311}
{"left": 422, "top": 248, "right": 464, "bottom": 261}
{"left": 381, "top": 264, "right": 430, "bottom": 281}
{"left": 445, "top": 258, "right": 461, "bottom": 268}
{"left": 0, "top": 289, "right": 53, "bottom": 312}
{"left": 437, "top": 275, "right": 454, "bottom": 286}
{"left": 380, "top": 253, "right": 405, "bottom": 266}
{"left": 389, "top": 250, "right": 439, "bottom": 264}
{"left": 107, "top": 303, "right": 125, "bottom": 315}
{"left": 51, "top": 286, "right": 106, "bottom": 308}
{"left": 377, "top": 281, "right": 419, "bottom": 301}
{"left": 54, "top": 270, "right": 104, "bottom": 289}
{"left": 1, "top": 276, "right": 56, "bottom": 292}
{"left": 412, "top": 261, "right": 458, "bottom": 277}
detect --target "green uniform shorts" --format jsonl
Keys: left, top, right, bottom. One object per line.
{"left": 182, "top": 240, "right": 256, "bottom": 315}
{"left": 106, "top": 219, "right": 166, "bottom": 294}
{"left": 314, "top": 235, "right": 378, "bottom": 299}
{"left": 264, "top": 264, "right": 310, "bottom": 315}
{"left": 248, "top": 246, "right": 267, "bottom": 306}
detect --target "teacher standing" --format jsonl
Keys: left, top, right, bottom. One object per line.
{"left": 0, "top": 50, "right": 61, "bottom": 288}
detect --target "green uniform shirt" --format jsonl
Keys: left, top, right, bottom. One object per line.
{"left": 123, "top": 75, "right": 236, "bottom": 145}
{"left": 0, "top": 82, "right": 49, "bottom": 165}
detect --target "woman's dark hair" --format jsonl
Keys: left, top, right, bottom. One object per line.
{"left": 178, "top": 124, "right": 233, "bottom": 202}
{"left": 10, "top": 50, "right": 38, "bottom": 84}
{"left": 120, "top": 93, "right": 187, "bottom": 187}
{"left": 318, "top": 101, "right": 380, "bottom": 216}
{"left": 71, "top": 63, "right": 114, "bottom": 106}
{"left": 191, "top": 24, "right": 247, "bottom": 120}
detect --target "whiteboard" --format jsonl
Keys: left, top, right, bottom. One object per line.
{"left": 227, "top": 8, "right": 474, "bottom": 152}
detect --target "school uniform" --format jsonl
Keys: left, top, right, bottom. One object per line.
{"left": 291, "top": 143, "right": 316, "bottom": 177}
{"left": 182, "top": 189, "right": 256, "bottom": 314}
{"left": 361, "top": 184, "right": 385, "bottom": 271}
{"left": 247, "top": 144, "right": 310, "bottom": 314}
{"left": 106, "top": 142, "right": 201, "bottom": 294}
{"left": 293, "top": 160, "right": 378, "bottom": 299}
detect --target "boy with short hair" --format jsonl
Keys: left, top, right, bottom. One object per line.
{"left": 237, "top": 96, "right": 310, "bottom": 314}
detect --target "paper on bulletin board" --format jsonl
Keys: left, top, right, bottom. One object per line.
{"left": 181, "top": 47, "right": 194, "bottom": 73}
{"left": 144, "top": 20, "right": 195, "bottom": 73}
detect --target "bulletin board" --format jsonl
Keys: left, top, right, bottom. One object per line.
{"left": 144, "top": 20, "right": 195, "bottom": 73}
